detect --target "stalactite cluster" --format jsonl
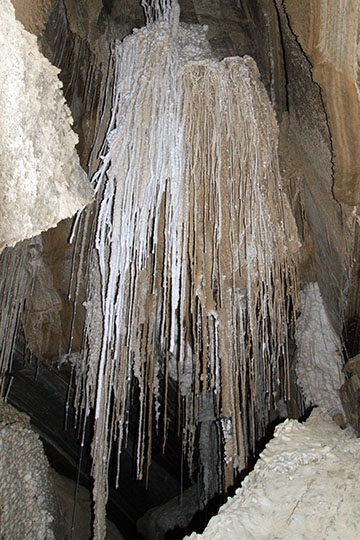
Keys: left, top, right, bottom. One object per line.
{"left": 0, "top": 242, "right": 31, "bottom": 395}
{"left": 71, "top": 2, "right": 299, "bottom": 536}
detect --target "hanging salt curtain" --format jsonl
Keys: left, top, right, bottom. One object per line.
{"left": 0, "top": 237, "right": 45, "bottom": 396}
{"left": 75, "top": 1, "right": 299, "bottom": 536}
{"left": 0, "top": 242, "right": 30, "bottom": 394}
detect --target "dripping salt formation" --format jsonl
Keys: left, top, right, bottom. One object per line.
{"left": 71, "top": 1, "right": 300, "bottom": 537}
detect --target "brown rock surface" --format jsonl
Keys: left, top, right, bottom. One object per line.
{"left": 284, "top": 0, "right": 360, "bottom": 209}
{"left": 11, "top": 0, "right": 53, "bottom": 35}
{"left": 341, "top": 353, "right": 360, "bottom": 432}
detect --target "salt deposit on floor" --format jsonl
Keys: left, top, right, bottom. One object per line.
{"left": 185, "top": 408, "right": 360, "bottom": 539}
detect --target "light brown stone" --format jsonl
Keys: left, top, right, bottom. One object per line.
{"left": 284, "top": 0, "right": 360, "bottom": 208}
{"left": 11, "top": 0, "right": 53, "bottom": 35}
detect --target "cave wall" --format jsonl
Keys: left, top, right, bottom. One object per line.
{"left": 274, "top": 0, "right": 348, "bottom": 332}
{"left": 281, "top": 0, "right": 360, "bottom": 344}
{"left": 14, "top": 0, "right": 360, "bottom": 361}
{"left": 285, "top": 0, "right": 360, "bottom": 210}
{"left": 2, "top": 0, "right": 360, "bottom": 537}
{"left": 0, "top": 399, "right": 124, "bottom": 540}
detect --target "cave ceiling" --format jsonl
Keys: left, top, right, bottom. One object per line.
{"left": 2, "top": 0, "right": 360, "bottom": 538}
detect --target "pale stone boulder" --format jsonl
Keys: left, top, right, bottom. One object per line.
{"left": 0, "top": 0, "right": 93, "bottom": 253}
{"left": 0, "top": 400, "right": 60, "bottom": 540}
{"left": 186, "top": 409, "right": 360, "bottom": 540}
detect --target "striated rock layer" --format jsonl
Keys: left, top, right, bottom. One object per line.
{"left": 284, "top": 0, "right": 360, "bottom": 210}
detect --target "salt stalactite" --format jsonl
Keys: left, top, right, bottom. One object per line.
{"left": 0, "top": 242, "right": 30, "bottom": 394}
{"left": 0, "top": 236, "right": 46, "bottom": 394}
{"left": 75, "top": 1, "right": 299, "bottom": 536}
{"left": 295, "top": 282, "right": 345, "bottom": 417}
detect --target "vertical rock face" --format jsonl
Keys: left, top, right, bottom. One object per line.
{"left": 0, "top": 0, "right": 93, "bottom": 253}
{"left": 277, "top": 0, "right": 360, "bottom": 343}
{"left": 284, "top": 0, "right": 360, "bottom": 210}
{"left": 274, "top": 0, "right": 348, "bottom": 333}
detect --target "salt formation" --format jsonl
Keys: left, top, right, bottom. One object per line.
{"left": 73, "top": 1, "right": 299, "bottom": 536}
{"left": 0, "top": 400, "right": 60, "bottom": 540}
{"left": 295, "top": 282, "right": 345, "bottom": 417}
{"left": 0, "top": 235, "right": 59, "bottom": 394}
{"left": 185, "top": 408, "right": 360, "bottom": 540}
{"left": 0, "top": 0, "right": 92, "bottom": 253}
{"left": 0, "top": 241, "right": 31, "bottom": 392}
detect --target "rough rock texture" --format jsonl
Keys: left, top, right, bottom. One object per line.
{"left": 295, "top": 283, "right": 345, "bottom": 418}
{"left": 284, "top": 0, "right": 360, "bottom": 210}
{"left": 275, "top": 0, "right": 347, "bottom": 333}
{"left": 11, "top": 0, "right": 53, "bottom": 35}
{"left": 0, "top": 400, "right": 61, "bottom": 540}
{"left": 0, "top": 398, "right": 124, "bottom": 540}
{"left": 186, "top": 408, "right": 360, "bottom": 540}
{"left": 0, "top": 0, "right": 93, "bottom": 253}
{"left": 341, "top": 353, "right": 360, "bottom": 433}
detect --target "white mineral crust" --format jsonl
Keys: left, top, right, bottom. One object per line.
{"left": 185, "top": 408, "right": 360, "bottom": 539}
{"left": 0, "top": 0, "right": 93, "bottom": 252}
{"left": 295, "top": 282, "right": 345, "bottom": 417}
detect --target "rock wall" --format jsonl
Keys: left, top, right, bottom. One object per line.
{"left": 0, "top": 399, "right": 124, "bottom": 540}
{"left": 284, "top": 0, "right": 360, "bottom": 210}
{"left": 11, "top": 0, "right": 53, "bottom": 35}
{"left": 281, "top": 0, "right": 360, "bottom": 343}
{"left": 275, "top": 0, "right": 348, "bottom": 332}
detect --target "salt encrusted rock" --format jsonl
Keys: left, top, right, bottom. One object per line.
{"left": 0, "top": 400, "right": 61, "bottom": 540}
{"left": 185, "top": 408, "right": 360, "bottom": 539}
{"left": 0, "top": 0, "right": 93, "bottom": 253}
{"left": 295, "top": 282, "right": 345, "bottom": 417}
{"left": 80, "top": 8, "right": 299, "bottom": 537}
